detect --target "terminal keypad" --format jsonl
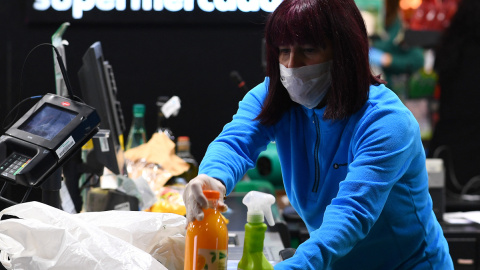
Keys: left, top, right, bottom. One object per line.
{"left": 0, "top": 153, "right": 31, "bottom": 180}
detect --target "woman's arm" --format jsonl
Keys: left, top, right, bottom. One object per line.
{"left": 199, "top": 78, "right": 274, "bottom": 194}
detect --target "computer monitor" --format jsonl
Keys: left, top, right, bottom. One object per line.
{"left": 78, "top": 41, "right": 126, "bottom": 175}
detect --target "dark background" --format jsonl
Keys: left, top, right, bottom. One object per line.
{"left": 0, "top": 0, "right": 269, "bottom": 163}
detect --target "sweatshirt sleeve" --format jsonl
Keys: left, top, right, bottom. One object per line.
{"left": 386, "top": 46, "right": 424, "bottom": 75}
{"left": 199, "top": 78, "right": 274, "bottom": 194}
{"left": 274, "top": 102, "right": 422, "bottom": 269}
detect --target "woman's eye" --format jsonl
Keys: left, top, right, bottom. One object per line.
{"left": 279, "top": 48, "right": 290, "bottom": 54}
{"left": 303, "top": 48, "right": 318, "bottom": 53}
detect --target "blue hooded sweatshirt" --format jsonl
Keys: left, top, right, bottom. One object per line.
{"left": 199, "top": 77, "right": 453, "bottom": 269}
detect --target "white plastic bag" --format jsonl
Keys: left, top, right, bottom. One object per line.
{"left": 0, "top": 202, "right": 187, "bottom": 270}
{"left": 76, "top": 210, "right": 187, "bottom": 269}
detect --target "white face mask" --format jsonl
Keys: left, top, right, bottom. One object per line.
{"left": 280, "top": 61, "right": 332, "bottom": 109}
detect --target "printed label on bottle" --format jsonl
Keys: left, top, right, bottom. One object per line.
{"left": 196, "top": 249, "right": 227, "bottom": 270}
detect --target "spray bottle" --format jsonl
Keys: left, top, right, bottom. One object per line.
{"left": 237, "top": 191, "right": 276, "bottom": 270}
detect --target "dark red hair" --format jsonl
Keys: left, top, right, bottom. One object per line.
{"left": 257, "top": 0, "right": 383, "bottom": 125}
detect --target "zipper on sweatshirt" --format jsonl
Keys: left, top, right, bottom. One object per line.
{"left": 312, "top": 113, "right": 321, "bottom": 193}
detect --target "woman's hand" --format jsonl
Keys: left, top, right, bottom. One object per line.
{"left": 182, "top": 174, "right": 228, "bottom": 223}
{"left": 369, "top": 47, "right": 392, "bottom": 67}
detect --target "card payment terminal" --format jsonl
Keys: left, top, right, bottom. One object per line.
{"left": 0, "top": 93, "right": 100, "bottom": 188}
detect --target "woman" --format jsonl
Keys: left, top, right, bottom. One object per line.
{"left": 183, "top": 0, "right": 453, "bottom": 268}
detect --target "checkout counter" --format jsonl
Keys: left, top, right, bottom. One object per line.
{"left": 8, "top": 94, "right": 479, "bottom": 269}
{"left": 4, "top": 100, "right": 478, "bottom": 269}
{"left": 428, "top": 159, "right": 480, "bottom": 270}
{"left": 0, "top": 90, "right": 289, "bottom": 269}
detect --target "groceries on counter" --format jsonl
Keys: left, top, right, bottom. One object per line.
{"left": 126, "top": 104, "right": 148, "bottom": 150}
{"left": 147, "top": 186, "right": 186, "bottom": 216}
{"left": 176, "top": 136, "right": 199, "bottom": 182}
{"left": 122, "top": 132, "right": 193, "bottom": 215}
{"left": 156, "top": 96, "right": 176, "bottom": 141}
{"left": 125, "top": 132, "right": 189, "bottom": 190}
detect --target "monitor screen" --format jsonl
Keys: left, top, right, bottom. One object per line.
{"left": 18, "top": 104, "right": 77, "bottom": 140}
{"left": 78, "top": 41, "right": 125, "bottom": 175}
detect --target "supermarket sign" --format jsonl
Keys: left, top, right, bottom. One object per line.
{"left": 29, "top": 0, "right": 281, "bottom": 23}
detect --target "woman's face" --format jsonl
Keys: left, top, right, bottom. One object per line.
{"left": 278, "top": 42, "right": 333, "bottom": 68}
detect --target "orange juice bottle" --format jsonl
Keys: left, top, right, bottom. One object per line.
{"left": 184, "top": 190, "right": 228, "bottom": 270}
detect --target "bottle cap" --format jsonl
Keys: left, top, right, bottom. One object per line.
{"left": 203, "top": 190, "right": 220, "bottom": 200}
{"left": 133, "top": 104, "right": 145, "bottom": 117}
{"left": 156, "top": 96, "right": 170, "bottom": 107}
{"left": 177, "top": 136, "right": 190, "bottom": 142}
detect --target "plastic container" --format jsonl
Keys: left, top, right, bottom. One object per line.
{"left": 126, "top": 104, "right": 147, "bottom": 150}
{"left": 237, "top": 191, "right": 276, "bottom": 270}
{"left": 176, "top": 136, "right": 199, "bottom": 182}
{"left": 156, "top": 96, "right": 175, "bottom": 141}
{"left": 184, "top": 190, "right": 228, "bottom": 270}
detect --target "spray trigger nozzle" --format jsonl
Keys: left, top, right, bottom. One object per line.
{"left": 242, "top": 191, "right": 276, "bottom": 226}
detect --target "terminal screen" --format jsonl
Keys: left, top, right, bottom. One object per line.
{"left": 19, "top": 104, "right": 77, "bottom": 140}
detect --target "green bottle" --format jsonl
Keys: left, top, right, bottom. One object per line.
{"left": 126, "top": 104, "right": 147, "bottom": 150}
{"left": 237, "top": 191, "right": 276, "bottom": 270}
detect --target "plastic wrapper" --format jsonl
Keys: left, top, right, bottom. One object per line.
{"left": 0, "top": 202, "right": 187, "bottom": 270}
{"left": 117, "top": 174, "right": 157, "bottom": 211}
{"left": 124, "top": 133, "right": 188, "bottom": 175}
{"left": 147, "top": 186, "right": 186, "bottom": 216}
{"left": 125, "top": 133, "right": 190, "bottom": 196}
{"left": 126, "top": 159, "right": 173, "bottom": 194}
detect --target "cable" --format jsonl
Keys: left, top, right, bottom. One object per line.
{"left": 433, "top": 145, "right": 480, "bottom": 201}
{"left": 2, "top": 95, "right": 43, "bottom": 131}
{"left": 19, "top": 43, "right": 74, "bottom": 99}
{"left": 461, "top": 175, "right": 480, "bottom": 195}
{"left": 432, "top": 145, "right": 464, "bottom": 192}
{"left": 18, "top": 43, "right": 75, "bottom": 102}
{"left": 72, "top": 95, "right": 85, "bottom": 104}
{"left": 3, "top": 43, "right": 77, "bottom": 131}
{"left": 25, "top": 43, "right": 75, "bottom": 99}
